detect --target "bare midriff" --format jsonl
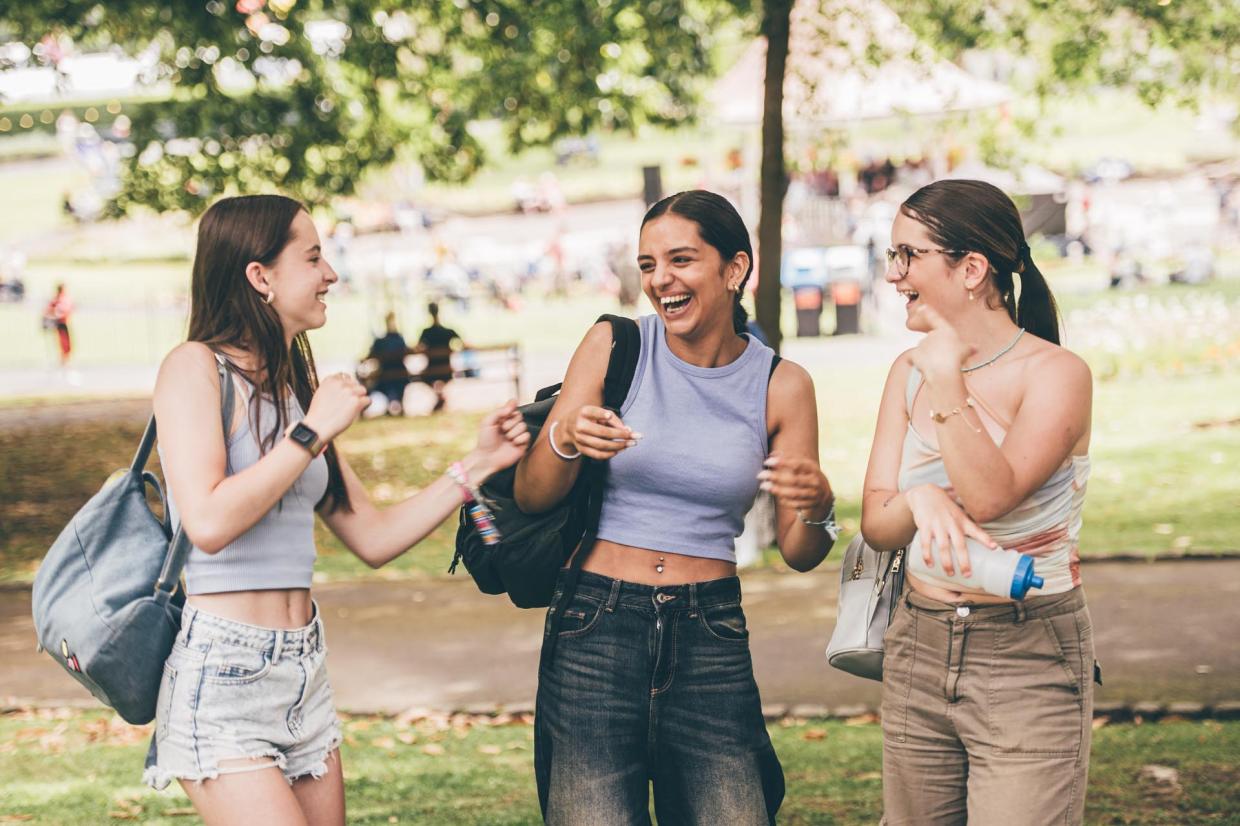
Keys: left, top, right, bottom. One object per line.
{"left": 187, "top": 589, "right": 315, "bottom": 629}
{"left": 907, "top": 574, "right": 1013, "bottom": 606}
{"left": 578, "top": 539, "right": 737, "bottom": 586}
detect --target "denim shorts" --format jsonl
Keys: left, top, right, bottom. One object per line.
{"left": 143, "top": 603, "right": 342, "bottom": 790}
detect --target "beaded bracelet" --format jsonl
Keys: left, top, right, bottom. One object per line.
{"left": 447, "top": 461, "right": 502, "bottom": 545}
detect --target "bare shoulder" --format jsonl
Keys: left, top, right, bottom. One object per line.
{"left": 156, "top": 339, "right": 221, "bottom": 401}
{"left": 1026, "top": 340, "right": 1091, "bottom": 389}
{"left": 157, "top": 342, "right": 218, "bottom": 388}
{"left": 769, "top": 356, "right": 813, "bottom": 404}
{"left": 883, "top": 348, "right": 917, "bottom": 387}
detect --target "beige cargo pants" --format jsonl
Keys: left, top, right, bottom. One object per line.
{"left": 881, "top": 587, "right": 1094, "bottom": 826}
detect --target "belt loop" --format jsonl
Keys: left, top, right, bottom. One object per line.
{"left": 271, "top": 630, "right": 285, "bottom": 665}
{"left": 1012, "top": 601, "right": 1027, "bottom": 625}
{"left": 605, "top": 579, "right": 621, "bottom": 612}
{"left": 688, "top": 583, "right": 699, "bottom": 612}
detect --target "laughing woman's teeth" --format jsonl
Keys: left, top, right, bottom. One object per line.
{"left": 661, "top": 294, "right": 691, "bottom": 314}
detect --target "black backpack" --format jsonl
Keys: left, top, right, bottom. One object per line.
{"left": 451, "top": 314, "right": 640, "bottom": 609}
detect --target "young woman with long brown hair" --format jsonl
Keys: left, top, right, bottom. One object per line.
{"left": 143, "top": 194, "right": 528, "bottom": 825}
{"left": 862, "top": 179, "right": 1095, "bottom": 824}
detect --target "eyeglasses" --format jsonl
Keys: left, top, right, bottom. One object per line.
{"left": 884, "top": 244, "right": 967, "bottom": 276}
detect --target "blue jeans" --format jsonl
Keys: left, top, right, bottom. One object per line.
{"left": 535, "top": 571, "right": 784, "bottom": 825}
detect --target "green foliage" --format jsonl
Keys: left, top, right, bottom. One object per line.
{"left": 891, "top": 0, "right": 1240, "bottom": 109}
{"left": 6, "top": 0, "right": 729, "bottom": 215}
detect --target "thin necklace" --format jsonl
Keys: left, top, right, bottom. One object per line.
{"left": 961, "top": 328, "right": 1025, "bottom": 373}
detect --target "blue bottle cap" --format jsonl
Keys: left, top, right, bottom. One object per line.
{"left": 1010, "top": 555, "right": 1044, "bottom": 600}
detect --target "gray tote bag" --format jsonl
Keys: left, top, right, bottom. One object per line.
{"left": 31, "top": 357, "right": 234, "bottom": 724}
{"left": 825, "top": 534, "right": 905, "bottom": 682}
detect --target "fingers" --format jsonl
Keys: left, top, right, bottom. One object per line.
{"left": 963, "top": 520, "right": 998, "bottom": 550}
{"left": 758, "top": 455, "right": 829, "bottom": 510}
{"left": 946, "top": 522, "right": 970, "bottom": 577}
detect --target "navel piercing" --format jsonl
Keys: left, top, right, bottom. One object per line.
{"left": 656, "top": 556, "right": 665, "bottom": 574}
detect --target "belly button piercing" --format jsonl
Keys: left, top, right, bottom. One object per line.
{"left": 656, "top": 556, "right": 665, "bottom": 574}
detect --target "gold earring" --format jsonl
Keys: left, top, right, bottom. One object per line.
{"left": 264, "top": 290, "right": 275, "bottom": 305}
{"left": 968, "top": 289, "right": 974, "bottom": 301}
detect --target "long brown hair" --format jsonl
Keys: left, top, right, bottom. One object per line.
{"left": 188, "top": 194, "right": 349, "bottom": 512}
{"left": 901, "top": 179, "right": 1061, "bottom": 344}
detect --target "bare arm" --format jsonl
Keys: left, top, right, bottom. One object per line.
{"left": 926, "top": 349, "right": 1092, "bottom": 522}
{"left": 760, "top": 360, "right": 835, "bottom": 572}
{"left": 154, "top": 343, "right": 357, "bottom": 554}
{"left": 860, "top": 352, "right": 920, "bottom": 552}
{"left": 514, "top": 321, "right": 632, "bottom": 514}
{"left": 320, "top": 402, "right": 529, "bottom": 568}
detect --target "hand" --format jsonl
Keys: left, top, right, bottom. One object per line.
{"left": 909, "top": 305, "right": 976, "bottom": 380}
{"left": 757, "top": 454, "right": 832, "bottom": 513}
{"left": 471, "top": 400, "right": 530, "bottom": 478}
{"left": 304, "top": 373, "right": 369, "bottom": 440}
{"left": 562, "top": 405, "right": 640, "bottom": 461}
{"left": 904, "top": 484, "right": 996, "bottom": 577}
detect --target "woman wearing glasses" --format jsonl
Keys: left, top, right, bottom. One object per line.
{"left": 861, "top": 180, "right": 1095, "bottom": 825}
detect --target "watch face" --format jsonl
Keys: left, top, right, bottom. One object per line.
{"left": 289, "top": 423, "right": 317, "bottom": 448}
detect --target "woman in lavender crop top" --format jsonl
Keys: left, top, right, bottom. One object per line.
{"left": 515, "top": 191, "right": 838, "bottom": 825}
{"left": 861, "top": 180, "right": 1096, "bottom": 825}
{"left": 145, "top": 195, "right": 529, "bottom": 825}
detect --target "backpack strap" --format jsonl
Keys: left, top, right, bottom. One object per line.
{"left": 153, "top": 356, "right": 235, "bottom": 601}
{"left": 541, "top": 315, "right": 639, "bottom": 667}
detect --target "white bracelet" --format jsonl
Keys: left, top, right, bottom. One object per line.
{"left": 547, "top": 420, "right": 582, "bottom": 461}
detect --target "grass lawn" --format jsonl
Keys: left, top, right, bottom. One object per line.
{"left": 0, "top": 709, "right": 1235, "bottom": 825}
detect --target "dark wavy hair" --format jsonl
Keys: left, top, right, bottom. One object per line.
{"left": 641, "top": 190, "right": 753, "bottom": 334}
{"left": 188, "top": 194, "right": 349, "bottom": 512}
{"left": 901, "top": 179, "right": 1061, "bottom": 344}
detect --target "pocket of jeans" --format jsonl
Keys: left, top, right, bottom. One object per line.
{"left": 699, "top": 602, "right": 749, "bottom": 643}
{"left": 987, "top": 618, "right": 1085, "bottom": 755}
{"left": 556, "top": 596, "right": 605, "bottom": 638}
{"left": 203, "top": 642, "right": 273, "bottom": 685}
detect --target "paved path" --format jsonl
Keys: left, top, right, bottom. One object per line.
{"left": 4, "top": 559, "right": 1237, "bottom": 715}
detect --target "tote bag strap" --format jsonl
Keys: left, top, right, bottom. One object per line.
{"left": 153, "top": 356, "right": 236, "bottom": 601}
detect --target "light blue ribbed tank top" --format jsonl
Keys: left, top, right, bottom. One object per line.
{"left": 595, "top": 313, "right": 775, "bottom": 562}
{"left": 160, "top": 371, "right": 328, "bottom": 594}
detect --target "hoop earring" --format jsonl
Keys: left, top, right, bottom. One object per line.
{"left": 264, "top": 290, "right": 275, "bottom": 305}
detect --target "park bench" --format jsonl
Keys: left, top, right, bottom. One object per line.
{"left": 357, "top": 342, "right": 522, "bottom": 412}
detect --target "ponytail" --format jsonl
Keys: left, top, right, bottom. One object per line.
{"left": 732, "top": 292, "right": 748, "bottom": 334}
{"left": 1014, "top": 243, "right": 1061, "bottom": 345}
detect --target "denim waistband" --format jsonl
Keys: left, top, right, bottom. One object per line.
{"left": 564, "top": 570, "right": 743, "bottom": 612}
{"left": 182, "top": 602, "right": 325, "bottom": 659}
{"left": 905, "top": 586, "right": 1086, "bottom": 625}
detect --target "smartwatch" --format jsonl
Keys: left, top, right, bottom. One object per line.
{"left": 285, "top": 421, "right": 325, "bottom": 458}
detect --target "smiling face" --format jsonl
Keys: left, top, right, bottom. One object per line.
{"left": 638, "top": 213, "right": 745, "bottom": 339}
{"left": 260, "top": 210, "right": 337, "bottom": 338}
{"left": 887, "top": 210, "right": 973, "bottom": 333}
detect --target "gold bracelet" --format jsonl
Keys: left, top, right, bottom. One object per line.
{"left": 929, "top": 397, "right": 982, "bottom": 433}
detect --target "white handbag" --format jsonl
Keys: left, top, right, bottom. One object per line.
{"left": 825, "top": 534, "right": 905, "bottom": 681}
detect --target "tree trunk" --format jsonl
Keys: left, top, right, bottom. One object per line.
{"left": 756, "top": 0, "right": 792, "bottom": 354}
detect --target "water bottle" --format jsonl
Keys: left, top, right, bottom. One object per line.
{"left": 909, "top": 532, "right": 1044, "bottom": 600}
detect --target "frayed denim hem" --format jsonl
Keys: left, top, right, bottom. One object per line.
{"left": 143, "top": 748, "right": 289, "bottom": 791}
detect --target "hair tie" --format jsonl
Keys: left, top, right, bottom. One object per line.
{"left": 1014, "top": 241, "right": 1030, "bottom": 274}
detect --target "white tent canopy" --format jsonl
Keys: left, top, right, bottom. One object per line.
{"left": 710, "top": 0, "right": 1011, "bottom": 128}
